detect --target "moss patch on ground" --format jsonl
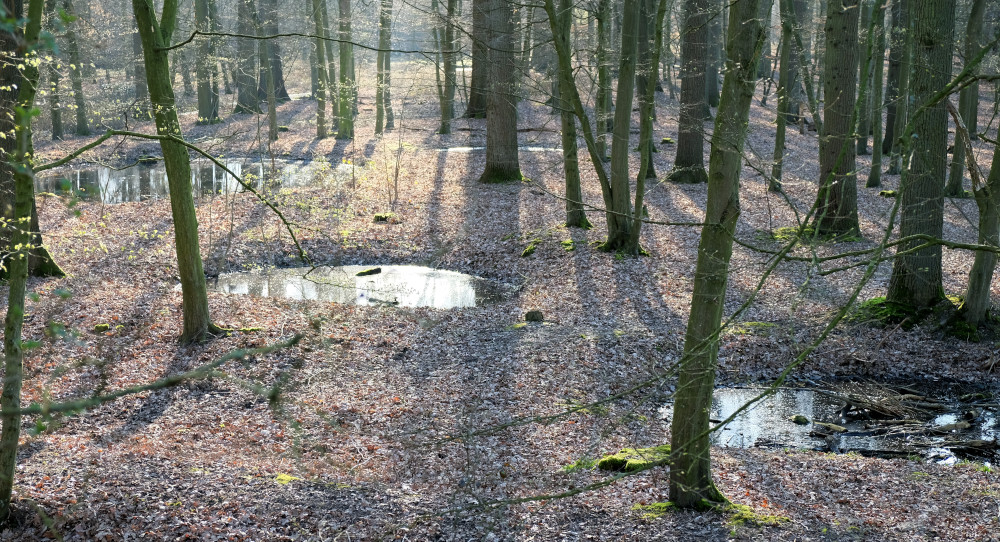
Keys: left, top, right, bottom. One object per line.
{"left": 596, "top": 445, "right": 671, "bottom": 473}
{"left": 633, "top": 500, "right": 788, "bottom": 529}
{"left": 849, "top": 296, "right": 920, "bottom": 328}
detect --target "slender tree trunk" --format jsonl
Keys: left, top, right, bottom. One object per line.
{"left": 195, "top": 0, "right": 220, "bottom": 124}
{"left": 812, "top": 0, "right": 860, "bottom": 237}
{"left": 311, "top": 0, "right": 329, "bottom": 138}
{"left": 438, "top": 0, "right": 457, "bottom": 133}
{"left": 887, "top": 0, "right": 955, "bottom": 310}
{"left": 954, "top": 103, "right": 999, "bottom": 326}
{"left": 945, "top": 0, "right": 986, "bottom": 197}
{"left": 180, "top": 48, "right": 194, "bottom": 96}
{"left": 61, "top": 0, "right": 89, "bottom": 133}
{"left": 320, "top": 0, "right": 337, "bottom": 123}
{"left": 670, "top": 0, "right": 766, "bottom": 508}
{"left": 594, "top": 0, "right": 612, "bottom": 161}
{"left": 635, "top": 0, "right": 657, "bottom": 178}
{"left": 866, "top": 0, "right": 886, "bottom": 188}
{"left": 668, "top": 0, "right": 709, "bottom": 184}
{"left": 375, "top": 0, "right": 393, "bottom": 134}
{"left": 256, "top": 0, "right": 289, "bottom": 101}
{"left": 855, "top": 0, "right": 872, "bottom": 155}
{"left": 478, "top": 0, "right": 521, "bottom": 183}
{"left": 132, "top": 0, "right": 221, "bottom": 342}
{"left": 603, "top": 0, "right": 639, "bottom": 250}
{"left": 704, "top": 0, "right": 720, "bottom": 108}
{"left": 887, "top": 0, "right": 911, "bottom": 175}
{"left": 770, "top": 0, "right": 794, "bottom": 192}
{"left": 881, "top": 0, "right": 904, "bottom": 156}
{"left": 556, "top": 0, "right": 589, "bottom": 228}
{"left": 336, "top": 0, "right": 354, "bottom": 138}
{"left": 464, "top": 0, "right": 487, "bottom": 117}
{"left": 233, "top": 0, "right": 262, "bottom": 114}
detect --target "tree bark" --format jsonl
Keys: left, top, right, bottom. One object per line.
{"left": 233, "top": 0, "right": 262, "bottom": 114}
{"left": 132, "top": 0, "right": 221, "bottom": 342}
{"left": 603, "top": 0, "right": 639, "bottom": 250}
{"left": 945, "top": 0, "right": 986, "bottom": 197}
{"left": 866, "top": 0, "right": 886, "bottom": 187}
{"left": 438, "top": 0, "right": 457, "bottom": 133}
{"left": 670, "top": 0, "right": 766, "bottom": 508}
{"left": 556, "top": 0, "right": 589, "bottom": 228}
{"left": 594, "top": 0, "right": 612, "bottom": 161}
{"left": 336, "top": 0, "right": 354, "bottom": 139}
{"left": 887, "top": 0, "right": 955, "bottom": 310}
{"left": 62, "top": 0, "right": 88, "bottom": 134}
{"left": 375, "top": 0, "right": 393, "bottom": 134}
{"left": 668, "top": 0, "right": 709, "bottom": 184}
{"left": 463, "top": 0, "right": 488, "bottom": 117}
{"left": 770, "top": 0, "right": 794, "bottom": 192}
{"left": 195, "top": 0, "right": 220, "bottom": 124}
{"left": 256, "top": 0, "right": 289, "bottom": 102}
{"left": 812, "top": 0, "right": 860, "bottom": 237}
{"left": 478, "top": 0, "right": 521, "bottom": 183}
{"left": 311, "top": 0, "right": 329, "bottom": 138}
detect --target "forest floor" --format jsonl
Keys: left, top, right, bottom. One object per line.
{"left": 9, "top": 63, "right": 1000, "bottom": 540}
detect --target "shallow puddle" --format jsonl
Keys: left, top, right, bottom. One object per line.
{"left": 213, "top": 265, "right": 505, "bottom": 309}
{"left": 662, "top": 386, "right": 1000, "bottom": 463}
{"left": 432, "top": 146, "right": 563, "bottom": 153}
{"left": 36, "top": 159, "right": 349, "bottom": 204}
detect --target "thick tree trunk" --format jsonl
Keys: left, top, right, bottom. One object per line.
{"left": 478, "top": 0, "right": 521, "bottom": 183}
{"left": 233, "top": 0, "right": 262, "bottom": 114}
{"left": 320, "top": 0, "right": 337, "bottom": 123}
{"left": 668, "top": 0, "right": 709, "bottom": 184}
{"left": 463, "top": 0, "right": 487, "bottom": 118}
{"left": 945, "top": 0, "right": 986, "bottom": 197}
{"left": 61, "top": 0, "right": 89, "bottom": 134}
{"left": 812, "top": 0, "right": 860, "bottom": 237}
{"left": 132, "top": 0, "right": 220, "bottom": 342}
{"left": 887, "top": 0, "right": 955, "bottom": 310}
{"left": 669, "top": 0, "right": 765, "bottom": 507}
{"left": 336, "top": 0, "right": 354, "bottom": 139}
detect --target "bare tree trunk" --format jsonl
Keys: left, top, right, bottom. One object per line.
{"left": 438, "top": 0, "right": 457, "bottom": 133}
{"left": 336, "top": 0, "right": 354, "bottom": 138}
{"left": 812, "top": 0, "right": 860, "bottom": 237}
{"left": 478, "top": 0, "right": 521, "bottom": 183}
{"left": 866, "top": 0, "right": 886, "bottom": 188}
{"left": 463, "top": 0, "right": 487, "bottom": 117}
{"left": 670, "top": 0, "right": 766, "bottom": 508}
{"left": 555, "top": 0, "right": 589, "bottom": 228}
{"left": 668, "top": 0, "right": 709, "bottom": 184}
{"left": 133, "top": 0, "right": 221, "bottom": 342}
{"left": 770, "top": 0, "right": 794, "bottom": 192}
{"left": 195, "top": 0, "right": 220, "bottom": 124}
{"left": 233, "top": 0, "right": 262, "bottom": 114}
{"left": 594, "top": 0, "right": 612, "bottom": 161}
{"left": 945, "top": 0, "right": 986, "bottom": 197}
{"left": 603, "top": 0, "right": 639, "bottom": 250}
{"left": 887, "top": 0, "right": 955, "bottom": 310}
{"left": 311, "top": 0, "right": 329, "bottom": 138}
{"left": 256, "top": 0, "right": 289, "bottom": 101}
{"left": 375, "top": 0, "right": 393, "bottom": 134}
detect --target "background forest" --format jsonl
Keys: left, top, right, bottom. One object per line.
{"left": 0, "top": 0, "right": 999, "bottom": 539}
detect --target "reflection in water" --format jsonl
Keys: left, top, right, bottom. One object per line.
{"left": 214, "top": 265, "right": 503, "bottom": 309}
{"left": 661, "top": 387, "right": 1000, "bottom": 460}
{"left": 36, "top": 159, "right": 338, "bottom": 204}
